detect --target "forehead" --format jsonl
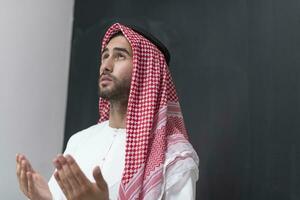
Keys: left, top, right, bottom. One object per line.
{"left": 105, "top": 35, "right": 132, "bottom": 51}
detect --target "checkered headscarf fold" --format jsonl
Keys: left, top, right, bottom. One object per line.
{"left": 98, "top": 23, "right": 198, "bottom": 199}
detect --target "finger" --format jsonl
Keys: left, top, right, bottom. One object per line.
{"left": 57, "top": 168, "right": 73, "bottom": 197}
{"left": 16, "top": 153, "right": 22, "bottom": 163}
{"left": 65, "top": 154, "right": 90, "bottom": 185}
{"left": 20, "top": 160, "right": 29, "bottom": 193}
{"left": 54, "top": 171, "right": 70, "bottom": 199}
{"left": 60, "top": 156, "right": 81, "bottom": 189}
{"left": 17, "top": 154, "right": 25, "bottom": 166}
{"left": 93, "top": 166, "right": 108, "bottom": 190}
{"left": 16, "top": 153, "right": 20, "bottom": 162}
{"left": 16, "top": 154, "right": 20, "bottom": 176}
{"left": 17, "top": 155, "right": 29, "bottom": 183}
{"left": 17, "top": 155, "right": 27, "bottom": 192}
{"left": 18, "top": 154, "right": 34, "bottom": 172}
{"left": 53, "top": 157, "right": 62, "bottom": 170}
{"left": 17, "top": 153, "right": 24, "bottom": 163}
{"left": 21, "top": 155, "right": 34, "bottom": 172}
{"left": 27, "top": 172, "right": 34, "bottom": 197}
{"left": 54, "top": 155, "right": 74, "bottom": 195}
{"left": 16, "top": 155, "right": 22, "bottom": 179}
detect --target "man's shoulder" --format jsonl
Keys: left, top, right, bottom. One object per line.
{"left": 69, "top": 120, "right": 109, "bottom": 141}
{"left": 63, "top": 121, "right": 109, "bottom": 152}
{"left": 82, "top": 120, "right": 109, "bottom": 133}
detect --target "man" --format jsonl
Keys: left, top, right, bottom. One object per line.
{"left": 16, "top": 23, "right": 199, "bottom": 200}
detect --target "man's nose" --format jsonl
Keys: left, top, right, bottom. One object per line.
{"left": 100, "top": 58, "right": 113, "bottom": 75}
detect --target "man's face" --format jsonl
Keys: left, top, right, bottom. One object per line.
{"left": 99, "top": 35, "right": 133, "bottom": 101}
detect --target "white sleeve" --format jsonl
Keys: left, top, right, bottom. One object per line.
{"left": 164, "top": 168, "right": 198, "bottom": 200}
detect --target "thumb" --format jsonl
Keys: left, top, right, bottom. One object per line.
{"left": 93, "top": 166, "right": 107, "bottom": 189}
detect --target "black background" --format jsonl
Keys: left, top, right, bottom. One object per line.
{"left": 64, "top": 0, "right": 300, "bottom": 199}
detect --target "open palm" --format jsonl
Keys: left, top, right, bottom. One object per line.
{"left": 27, "top": 171, "right": 52, "bottom": 200}
{"left": 16, "top": 154, "right": 52, "bottom": 200}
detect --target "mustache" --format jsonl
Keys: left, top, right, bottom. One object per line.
{"left": 99, "top": 71, "right": 114, "bottom": 79}
{"left": 99, "top": 71, "right": 117, "bottom": 83}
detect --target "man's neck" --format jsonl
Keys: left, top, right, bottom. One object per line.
{"left": 109, "top": 100, "right": 127, "bottom": 129}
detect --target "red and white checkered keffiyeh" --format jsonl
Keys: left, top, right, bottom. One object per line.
{"left": 98, "top": 23, "right": 198, "bottom": 200}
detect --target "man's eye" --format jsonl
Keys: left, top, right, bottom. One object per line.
{"left": 115, "top": 53, "right": 125, "bottom": 58}
{"left": 102, "top": 54, "right": 109, "bottom": 60}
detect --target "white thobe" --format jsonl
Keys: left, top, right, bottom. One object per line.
{"left": 48, "top": 120, "right": 198, "bottom": 199}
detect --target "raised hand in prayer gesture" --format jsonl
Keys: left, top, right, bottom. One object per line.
{"left": 16, "top": 154, "right": 52, "bottom": 200}
{"left": 53, "top": 154, "right": 109, "bottom": 200}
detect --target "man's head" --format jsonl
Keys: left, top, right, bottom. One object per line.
{"left": 98, "top": 32, "right": 133, "bottom": 102}
{"left": 98, "top": 23, "right": 174, "bottom": 123}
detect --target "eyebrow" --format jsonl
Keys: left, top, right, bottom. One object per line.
{"left": 101, "top": 47, "right": 131, "bottom": 57}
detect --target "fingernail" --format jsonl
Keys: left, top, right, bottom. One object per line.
{"left": 53, "top": 160, "right": 61, "bottom": 169}
{"left": 58, "top": 156, "right": 67, "bottom": 165}
{"left": 65, "top": 154, "right": 72, "bottom": 162}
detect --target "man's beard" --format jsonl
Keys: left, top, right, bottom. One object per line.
{"left": 98, "top": 74, "right": 131, "bottom": 101}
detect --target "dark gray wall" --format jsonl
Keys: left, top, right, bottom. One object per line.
{"left": 64, "top": 0, "right": 300, "bottom": 199}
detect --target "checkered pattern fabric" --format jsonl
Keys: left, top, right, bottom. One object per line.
{"left": 98, "top": 23, "right": 196, "bottom": 199}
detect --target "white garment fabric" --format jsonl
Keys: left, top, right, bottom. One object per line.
{"left": 48, "top": 120, "right": 198, "bottom": 199}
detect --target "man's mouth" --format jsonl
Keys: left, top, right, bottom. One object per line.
{"left": 100, "top": 75, "right": 113, "bottom": 85}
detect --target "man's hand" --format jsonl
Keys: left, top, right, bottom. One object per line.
{"left": 53, "top": 154, "right": 109, "bottom": 200}
{"left": 16, "top": 154, "right": 52, "bottom": 200}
